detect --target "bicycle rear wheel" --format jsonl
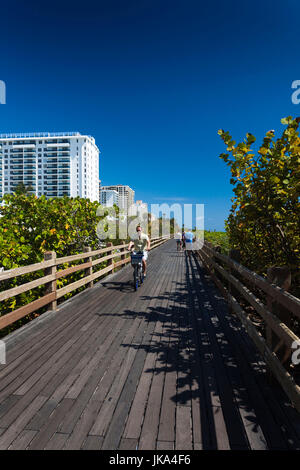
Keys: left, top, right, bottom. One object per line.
{"left": 139, "top": 266, "right": 144, "bottom": 284}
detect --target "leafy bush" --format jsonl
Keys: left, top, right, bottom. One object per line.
{"left": 218, "top": 116, "right": 300, "bottom": 295}
{"left": 0, "top": 194, "right": 120, "bottom": 336}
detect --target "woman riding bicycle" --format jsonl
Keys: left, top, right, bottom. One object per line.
{"left": 127, "top": 224, "right": 151, "bottom": 277}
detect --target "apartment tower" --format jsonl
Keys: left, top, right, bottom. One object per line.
{"left": 0, "top": 132, "right": 100, "bottom": 202}
{"left": 100, "top": 184, "right": 134, "bottom": 213}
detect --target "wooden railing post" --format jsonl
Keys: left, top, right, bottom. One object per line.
{"left": 266, "top": 266, "right": 292, "bottom": 371}
{"left": 228, "top": 249, "right": 241, "bottom": 315}
{"left": 107, "top": 242, "right": 114, "bottom": 273}
{"left": 44, "top": 251, "right": 57, "bottom": 311}
{"left": 83, "top": 246, "right": 93, "bottom": 288}
{"left": 213, "top": 245, "right": 222, "bottom": 280}
{"left": 204, "top": 242, "right": 213, "bottom": 271}
{"left": 121, "top": 241, "right": 126, "bottom": 262}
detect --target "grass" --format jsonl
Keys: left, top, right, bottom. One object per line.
{"left": 194, "top": 230, "right": 230, "bottom": 254}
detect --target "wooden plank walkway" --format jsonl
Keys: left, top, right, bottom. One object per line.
{"left": 0, "top": 239, "right": 300, "bottom": 450}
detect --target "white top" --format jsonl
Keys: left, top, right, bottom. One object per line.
{"left": 131, "top": 233, "right": 149, "bottom": 252}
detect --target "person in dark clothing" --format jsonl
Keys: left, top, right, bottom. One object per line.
{"left": 182, "top": 231, "right": 186, "bottom": 250}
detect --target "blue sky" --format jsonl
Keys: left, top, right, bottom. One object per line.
{"left": 1, "top": 0, "right": 300, "bottom": 230}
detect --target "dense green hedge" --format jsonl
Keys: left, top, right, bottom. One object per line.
{"left": 204, "top": 230, "right": 230, "bottom": 254}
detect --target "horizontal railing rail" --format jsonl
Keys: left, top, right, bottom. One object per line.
{"left": 0, "top": 235, "right": 171, "bottom": 332}
{"left": 196, "top": 241, "right": 300, "bottom": 413}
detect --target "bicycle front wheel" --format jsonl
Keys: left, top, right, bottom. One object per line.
{"left": 134, "top": 267, "right": 138, "bottom": 291}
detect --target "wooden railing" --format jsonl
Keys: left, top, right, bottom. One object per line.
{"left": 196, "top": 241, "right": 300, "bottom": 413}
{"left": 0, "top": 235, "right": 170, "bottom": 332}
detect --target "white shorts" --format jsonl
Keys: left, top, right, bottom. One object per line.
{"left": 133, "top": 250, "right": 148, "bottom": 261}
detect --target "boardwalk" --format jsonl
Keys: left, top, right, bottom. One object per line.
{"left": 0, "top": 239, "right": 300, "bottom": 450}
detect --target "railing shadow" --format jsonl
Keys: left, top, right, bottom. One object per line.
{"left": 118, "top": 250, "right": 298, "bottom": 449}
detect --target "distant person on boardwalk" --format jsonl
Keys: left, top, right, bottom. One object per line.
{"left": 128, "top": 224, "right": 150, "bottom": 277}
{"left": 174, "top": 231, "right": 182, "bottom": 251}
{"left": 182, "top": 231, "right": 186, "bottom": 250}
{"left": 184, "top": 230, "right": 194, "bottom": 256}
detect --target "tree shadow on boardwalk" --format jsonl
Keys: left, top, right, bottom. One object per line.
{"left": 120, "top": 252, "right": 300, "bottom": 450}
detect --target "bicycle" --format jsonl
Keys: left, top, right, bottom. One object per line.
{"left": 130, "top": 251, "right": 144, "bottom": 291}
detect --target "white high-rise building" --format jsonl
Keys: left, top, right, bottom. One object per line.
{"left": 0, "top": 132, "right": 100, "bottom": 202}
{"left": 100, "top": 189, "right": 119, "bottom": 207}
{"left": 101, "top": 185, "right": 134, "bottom": 213}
